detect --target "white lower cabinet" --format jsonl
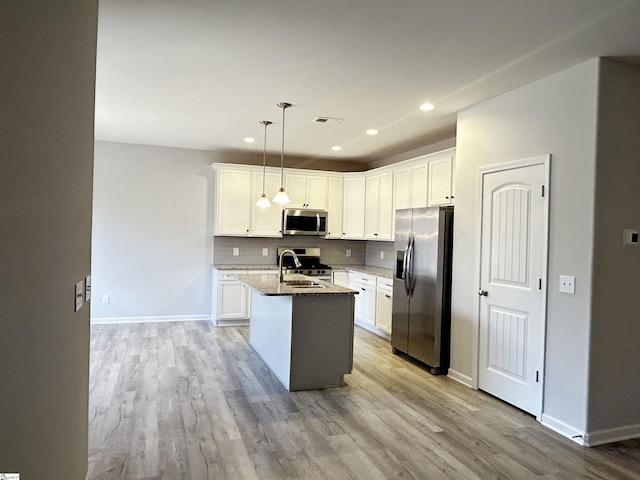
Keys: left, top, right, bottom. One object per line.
{"left": 375, "top": 280, "right": 393, "bottom": 335}
{"left": 332, "top": 270, "right": 353, "bottom": 288}
{"left": 212, "top": 269, "right": 274, "bottom": 326}
{"left": 350, "top": 271, "right": 393, "bottom": 339}
{"left": 217, "top": 279, "right": 250, "bottom": 321}
{"left": 354, "top": 274, "right": 377, "bottom": 328}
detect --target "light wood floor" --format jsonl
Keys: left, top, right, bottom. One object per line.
{"left": 87, "top": 321, "right": 640, "bottom": 479}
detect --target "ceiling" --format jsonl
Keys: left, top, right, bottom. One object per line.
{"left": 95, "top": 0, "right": 640, "bottom": 167}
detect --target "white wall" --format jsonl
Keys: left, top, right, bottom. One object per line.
{"left": 91, "top": 142, "right": 214, "bottom": 322}
{"left": 452, "top": 60, "right": 600, "bottom": 435}
{"left": 0, "top": 1, "right": 97, "bottom": 477}
{"left": 588, "top": 59, "right": 640, "bottom": 436}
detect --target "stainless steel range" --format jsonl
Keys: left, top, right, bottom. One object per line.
{"left": 277, "top": 247, "right": 332, "bottom": 280}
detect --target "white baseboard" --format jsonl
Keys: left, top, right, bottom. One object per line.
{"left": 213, "top": 318, "right": 250, "bottom": 327}
{"left": 447, "top": 368, "right": 473, "bottom": 387}
{"left": 354, "top": 320, "right": 391, "bottom": 340}
{"left": 540, "top": 414, "right": 587, "bottom": 446}
{"left": 91, "top": 314, "right": 210, "bottom": 325}
{"left": 583, "top": 422, "right": 640, "bottom": 446}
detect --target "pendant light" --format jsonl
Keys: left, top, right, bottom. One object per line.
{"left": 255, "top": 120, "right": 272, "bottom": 208}
{"left": 272, "top": 102, "right": 292, "bottom": 205}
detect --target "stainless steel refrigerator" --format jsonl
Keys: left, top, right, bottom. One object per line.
{"left": 391, "top": 206, "right": 454, "bottom": 374}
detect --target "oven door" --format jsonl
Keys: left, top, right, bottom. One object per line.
{"left": 283, "top": 209, "right": 327, "bottom": 235}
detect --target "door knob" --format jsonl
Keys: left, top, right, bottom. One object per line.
{"left": 478, "top": 289, "right": 488, "bottom": 296}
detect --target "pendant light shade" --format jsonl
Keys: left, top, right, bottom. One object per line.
{"left": 255, "top": 120, "right": 272, "bottom": 208}
{"left": 272, "top": 102, "right": 291, "bottom": 205}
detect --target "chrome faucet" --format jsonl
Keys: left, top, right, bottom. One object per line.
{"left": 278, "top": 249, "right": 301, "bottom": 283}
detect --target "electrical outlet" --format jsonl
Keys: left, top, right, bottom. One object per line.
{"left": 233, "top": 247, "right": 239, "bottom": 256}
{"left": 559, "top": 275, "right": 575, "bottom": 294}
{"left": 102, "top": 294, "right": 110, "bottom": 304}
{"left": 75, "top": 280, "right": 85, "bottom": 312}
{"left": 262, "top": 248, "right": 269, "bottom": 256}
{"left": 346, "top": 249, "right": 351, "bottom": 257}
{"left": 380, "top": 251, "right": 384, "bottom": 260}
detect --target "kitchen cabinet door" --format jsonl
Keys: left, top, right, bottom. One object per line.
{"left": 376, "top": 283, "right": 393, "bottom": 335}
{"left": 365, "top": 175, "right": 380, "bottom": 239}
{"left": 215, "top": 169, "right": 252, "bottom": 235}
{"left": 305, "top": 175, "right": 329, "bottom": 209}
{"left": 217, "top": 280, "right": 250, "bottom": 320}
{"left": 394, "top": 164, "right": 428, "bottom": 210}
{"left": 342, "top": 176, "right": 366, "bottom": 239}
{"left": 251, "top": 171, "right": 283, "bottom": 237}
{"left": 284, "top": 173, "right": 328, "bottom": 209}
{"left": 354, "top": 274, "right": 376, "bottom": 327}
{"left": 377, "top": 172, "right": 394, "bottom": 240}
{"left": 326, "top": 177, "right": 344, "bottom": 239}
{"left": 428, "top": 156, "right": 454, "bottom": 206}
{"left": 365, "top": 172, "right": 394, "bottom": 240}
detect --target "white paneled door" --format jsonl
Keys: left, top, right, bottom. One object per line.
{"left": 478, "top": 160, "right": 547, "bottom": 416}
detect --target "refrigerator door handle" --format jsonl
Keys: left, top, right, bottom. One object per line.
{"left": 402, "top": 238, "right": 411, "bottom": 295}
{"left": 407, "top": 236, "right": 415, "bottom": 296}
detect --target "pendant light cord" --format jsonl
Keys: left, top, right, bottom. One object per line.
{"left": 262, "top": 121, "right": 268, "bottom": 194}
{"left": 280, "top": 105, "right": 285, "bottom": 188}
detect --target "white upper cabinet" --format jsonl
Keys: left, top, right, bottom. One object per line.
{"left": 215, "top": 169, "right": 252, "bottom": 235}
{"left": 214, "top": 166, "right": 283, "bottom": 237}
{"left": 213, "top": 148, "right": 455, "bottom": 239}
{"left": 394, "top": 163, "right": 428, "bottom": 210}
{"left": 365, "top": 172, "right": 394, "bottom": 240}
{"left": 326, "top": 176, "right": 344, "bottom": 239}
{"left": 427, "top": 155, "right": 455, "bottom": 206}
{"left": 284, "top": 173, "right": 328, "bottom": 209}
{"left": 342, "top": 176, "right": 366, "bottom": 239}
{"left": 251, "top": 171, "right": 283, "bottom": 237}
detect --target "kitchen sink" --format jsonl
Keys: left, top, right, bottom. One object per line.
{"left": 283, "top": 280, "right": 326, "bottom": 288}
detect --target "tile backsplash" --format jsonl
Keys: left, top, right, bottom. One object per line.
{"left": 364, "top": 241, "right": 396, "bottom": 269}
{"left": 213, "top": 236, "right": 366, "bottom": 266}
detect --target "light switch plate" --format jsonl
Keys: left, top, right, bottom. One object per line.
{"left": 559, "top": 275, "right": 575, "bottom": 294}
{"left": 262, "top": 248, "right": 269, "bottom": 256}
{"left": 75, "top": 280, "right": 85, "bottom": 311}
{"left": 346, "top": 249, "right": 351, "bottom": 257}
{"left": 380, "top": 251, "right": 384, "bottom": 259}
{"left": 85, "top": 275, "right": 91, "bottom": 301}
{"left": 233, "top": 247, "right": 239, "bottom": 256}
{"left": 101, "top": 294, "right": 110, "bottom": 304}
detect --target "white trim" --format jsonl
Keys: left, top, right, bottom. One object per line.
{"left": 90, "top": 314, "right": 210, "bottom": 325}
{"left": 473, "top": 154, "right": 551, "bottom": 416}
{"left": 541, "top": 413, "right": 587, "bottom": 446}
{"left": 447, "top": 369, "right": 473, "bottom": 388}
{"left": 213, "top": 318, "right": 250, "bottom": 327}
{"left": 583, "top": 423, "right": 640, "bottom": 446}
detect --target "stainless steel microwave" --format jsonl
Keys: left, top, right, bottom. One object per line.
{"left": 282, "top": 208, "right": 328, "bottom": 236}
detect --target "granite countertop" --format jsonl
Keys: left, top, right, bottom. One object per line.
{"left": 214, "top": 264, "right": 279, "bottom": 271}
{"left": 231, "top": 273, "right": 358, "bottom": 296}
{"left": 331, "top": 265, "right": 394, "bottom": 279}
{"left": 214, "top": 263, "right": 393, "bottom": 279}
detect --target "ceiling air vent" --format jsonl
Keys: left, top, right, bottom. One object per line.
{"left": 313, "top": 117, "right": 343, "bottom": 125}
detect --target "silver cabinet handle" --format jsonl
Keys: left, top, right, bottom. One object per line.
{"left": 478, "top": 289, "right": 488, "bottom": 296}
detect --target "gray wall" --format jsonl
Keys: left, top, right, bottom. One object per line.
{"left": 453, "top": 60, "right": 599, "bottom": 434}
{"left": 0, "top": 1, "right": 98, "bottom": 477}
{"left": 588, "top": 59, "right": 640, "bottom": 433}
{"left": 91, "top": 142, "right": 214, "bottom": 321}
{"left": 365, "top": 241, "right": 396, "bottom": 269}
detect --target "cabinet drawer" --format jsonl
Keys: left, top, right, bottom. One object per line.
{"left": 354, "top": 274, "right": 377, "bottom": 288}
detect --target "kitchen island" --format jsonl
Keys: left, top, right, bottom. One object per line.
{"left": 231, "top": 273, "right": 357, "bottom": 391}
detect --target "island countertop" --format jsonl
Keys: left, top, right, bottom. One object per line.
{"left": 231, "top": 273, "right": 358, "bottom": 296}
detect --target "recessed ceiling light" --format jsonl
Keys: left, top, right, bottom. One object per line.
{"left": 366, "top": 129, "right": 379, "bottom": 135}
{"left": 243, "top": 137, "right": 255, "bottom": 143}
{"left": 331, "top": 146, "right": 342, "bottom": 151}
{"left": 419, "top": 102, "right": 435, "bottom": 111}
